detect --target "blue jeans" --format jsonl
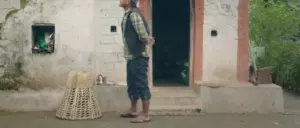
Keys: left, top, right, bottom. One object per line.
{"left": 126, "top": 57, "right": 151, "bottom": 101}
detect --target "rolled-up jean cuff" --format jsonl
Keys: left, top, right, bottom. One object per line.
{"left": 139, "top": 89, "right": 151, "bottom": 100}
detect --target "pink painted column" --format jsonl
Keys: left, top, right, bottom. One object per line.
{"left": 237, "top": 0, "right": 249, "bottom": 82}
{"left": 192, "top": 0, "right": 204, "bottom": 85}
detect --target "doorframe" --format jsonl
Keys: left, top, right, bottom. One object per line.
{"left": 141, "top": 0, "right": 196, "bottom": 88}
{"left": 189, "top": 0, "right": 196, "bottom": 88}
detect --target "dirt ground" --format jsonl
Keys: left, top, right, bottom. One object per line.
{"left": 0, "top": 91, "right": 300, "bottom": 128}
{"left": 0, "top": 111, "right": 300, "bottom": 128}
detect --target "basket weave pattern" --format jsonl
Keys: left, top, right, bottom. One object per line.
{"left": 56, "top": 71, "right": 102, "bottom": 120}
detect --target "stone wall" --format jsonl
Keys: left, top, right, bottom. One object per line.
{"left": 93, "top": 0, "right": 126, "bottom": 85}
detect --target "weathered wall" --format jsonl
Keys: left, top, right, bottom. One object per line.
{"left": 202, "top": 0, "right": 239, "bottom": 82}
{"left": 0, "top": 0, "right": 20, "bottom": 23}
{"left": 0, "top": 0, "right": 127, "bottom": 89}
{"left": 0, "top": 0, "right": 243, "bottom": 89}
{"left": 0, "top": 0, "right": 96, "bottom": 89}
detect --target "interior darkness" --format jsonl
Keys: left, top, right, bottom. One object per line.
{"left": 152, "top": 0, "right": 190, "bottom": 86}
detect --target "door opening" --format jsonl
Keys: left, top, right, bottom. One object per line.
{"left": 152, "top": 0, "right": 190, "bottom": 87}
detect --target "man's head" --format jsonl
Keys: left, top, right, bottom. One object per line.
{"left": 119, "top": 0, "right": 138, "bottom": 8}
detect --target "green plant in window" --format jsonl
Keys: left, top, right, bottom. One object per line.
{"left": 38, "top": 36, "right": 48, "bottom": 50}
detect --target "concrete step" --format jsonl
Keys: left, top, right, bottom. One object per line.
{"left": 151, "top": 87, "right": 198, "bottom": 97}
{"left": 147, "top": 87, "right": 202, "bottom": 116}
{"left": 151, "top": 96, "right": 201, "bottom": 106}
{"left": 150, "top": 87, "right": 200, "bottom": 106}
{"left": 149, "top": 105, "right": 203, "bottom": 116}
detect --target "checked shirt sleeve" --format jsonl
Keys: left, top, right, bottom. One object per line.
{"left": 130, "top": 12, "right": 149, "bottom": 43}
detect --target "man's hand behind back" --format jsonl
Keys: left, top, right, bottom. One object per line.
{"left": 147, "top": 36, "right": 155, "bottom": 45}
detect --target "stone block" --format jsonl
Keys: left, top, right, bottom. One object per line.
{"left": 99, "top": 18, "right": 119, "bottom": 27}
{"left": 95, "top": 44, "right": 123, "bottom": 53}
{"left": 102, "top": 52, "right": 119, "bottom": 63}
{"left": 0, "top": 89, "right": 64, "bottom": 111}
{"left": 0, "top": 86, "right": 129, "bottom": 112}
{"left": 103, "top": 62, "right": 115, "bottom": 71}
{"left": 94, "top": 86, "right": 129, "bottom": 112}
{"left": 99, "top": 35, "right": 116, "bottom": 45}
{"left": 257, "top": 68, "right": 272, "bottom": 84}
{"left": 114, "top": 34, "right": 123, "bottom": 43}
{"left": 103, "top": 70, "right": 126, "bottom": 83}
{"left": 200, "top": 83, "right": 284, "bottom": 114}
{"left": 116, "top": 52, "right": 125, "bottom": 61}
{"left": 97, "top": 9, "right": 123, "bottom": 18}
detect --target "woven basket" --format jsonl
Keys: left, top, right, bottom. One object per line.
{"left": 56, "top": 70, "right": 102, "bottom": 120}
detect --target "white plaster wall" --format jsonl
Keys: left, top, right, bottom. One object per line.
{"left": 202, "top": 0, "right": 239, "bottom": 82}
{"left": 93, "top": 0, "right": 126, "bottom": 85}
{"left": 1, "top": 0, "right": 95, "bottom": 88}
{"left": 0, "top": 0, "right": 128, "bottom": 89}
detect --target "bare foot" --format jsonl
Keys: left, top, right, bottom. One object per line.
{"left": 131, "top": 113, "right": 151, "bottom": 123}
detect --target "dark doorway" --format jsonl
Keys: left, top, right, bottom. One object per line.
{"left": 152, "top": 0, "right": 190, "bottom": 86}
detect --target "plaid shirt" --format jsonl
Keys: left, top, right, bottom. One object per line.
{"left": 122, "top": 10, "right": 150, "bottom": 60}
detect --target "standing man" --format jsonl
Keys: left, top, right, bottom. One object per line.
{"left": 119, "top": 0, "right": 155, "bottom": 123}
